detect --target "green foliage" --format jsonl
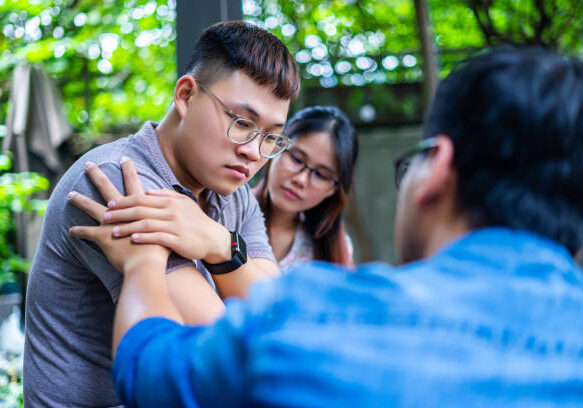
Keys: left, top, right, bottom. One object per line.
{"left": 245, "top": 0, "right": 583, "bottom": 87}
{"left": 466, "top": 0, "right": 583, "bottom": 50}
{"left": 1, "top": 0, "right": 581, "bottom": 137}
{"left": 0, "top": 0, "right": 176, "bottom": 140}
{"left": 0, "top": 153, "right": 49, "bottom": 291}
{"left": 0, "top": 377, "right": 23, "bottom": 408}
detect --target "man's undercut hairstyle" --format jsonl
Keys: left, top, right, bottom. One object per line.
{"left": 186, "top": 21, "right": 300, "bottom": 100}
{"left": 423, "top": 47, "right": 583, "bottom": 254}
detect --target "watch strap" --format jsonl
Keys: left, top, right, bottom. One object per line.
{"left": 202, "top": 231, "right": 247, "bottom": 275}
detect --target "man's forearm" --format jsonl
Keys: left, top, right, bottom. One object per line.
{"left": 113, "top": 259, "right": 184, "bottom": 357}
{"left": 211, "top": 257, "right": 279, "bottom": 299}
{"left": 203, "top": 222, "right": 279, "bottom": 299}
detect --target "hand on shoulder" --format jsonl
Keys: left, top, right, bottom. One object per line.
{"left": 68, "top": 158, "right": 170, "bottom": 274}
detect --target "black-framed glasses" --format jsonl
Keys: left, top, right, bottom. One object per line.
{"left": 281, "top": 149, "right": 339, "bottom": 190}
{"left": 394, "top": 137, "right": 438, "bottom": 189}
{"left": 196, "top": 80, "right": 291, "bottom": 159}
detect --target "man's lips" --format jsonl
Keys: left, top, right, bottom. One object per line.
{"left": 226, "top": 165, "right": 250, "bottom": 178}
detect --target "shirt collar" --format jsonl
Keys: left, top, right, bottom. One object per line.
{"left": 430, "top": 227, "right": 577, "bottom": 276}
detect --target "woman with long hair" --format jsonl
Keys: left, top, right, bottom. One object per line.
{"left": 253, "top": 105, "right": 359, "bottom": 269}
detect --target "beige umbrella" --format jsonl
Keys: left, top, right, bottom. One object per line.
{"left": 4, "top": 63, "right": 72, "bottom": 175}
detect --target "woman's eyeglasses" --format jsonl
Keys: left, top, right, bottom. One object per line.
{"left": 281, "top": 149, "right": 339, "bottom": 190}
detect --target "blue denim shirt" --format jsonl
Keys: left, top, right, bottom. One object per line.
{"left": 112, "top": 228, "right": 583, "bottom": 407}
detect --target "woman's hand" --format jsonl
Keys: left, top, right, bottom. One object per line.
{"left": 102, "top": 186, "right": 231, "bottom": 264}
{"left": 69, "top": 158, "right": 170, "bottom": 274}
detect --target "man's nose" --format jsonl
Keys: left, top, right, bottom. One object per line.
{"left": 235, "top": 134, "right": 262, "bottom": 161}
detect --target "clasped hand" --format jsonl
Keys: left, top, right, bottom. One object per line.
{"left": 69, "top": 158, "right": 170, "bottom": 274}
{"left": 69, "top": 158, "right": 230, "bottom": 267}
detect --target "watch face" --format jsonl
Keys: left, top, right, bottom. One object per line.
{"left": 232, "top": 231, "right": 247, "bottom": 259}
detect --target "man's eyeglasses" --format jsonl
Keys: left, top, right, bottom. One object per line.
{"left": 281, "top": 149, "right": 339, "bottom": 190}
{"left": 394, "top": 137, "right": 438, "bottom": 189}
{"left": 196, "top": 80, "right": 291, "bottom": 159}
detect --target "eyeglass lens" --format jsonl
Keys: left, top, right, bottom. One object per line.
{"left": 395, "top": 160, "right": 410, "bottom": 189}
{"left": 283, "top": 150, "right": 337, "bottom": 189}
{"left": 228, "top": 118, "right": 288, "bottom": 158}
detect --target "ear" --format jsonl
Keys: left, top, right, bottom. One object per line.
{"left": 174, "top": 75, "right": 199, "bottom": 119}
{"left": 413, "top": 135, "right": 456, "bottom": 207}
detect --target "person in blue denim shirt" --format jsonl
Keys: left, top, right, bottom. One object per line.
{"left": 69, "top": 47, "right": 583, "bottom": 407}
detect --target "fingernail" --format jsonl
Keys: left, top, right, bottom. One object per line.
{"left": 67, "top": 191, "right": 77, "bottom": 200}
{"left": 107, "top": 200, "right": 116, "bottom": 209}
{"left": 112, "top": 226, "right": 120, "bottom": 237}
{"left": 120, "top": 156, "right": 129, "bottom": 164}
{"left": 104, "top": 213, "right": 111, "bottom": 222}
{"left": 84, "top": 162, "right": 95, "bottom": 170}
{"left": 131, "top": 233, "right": 140, "bottom": 242}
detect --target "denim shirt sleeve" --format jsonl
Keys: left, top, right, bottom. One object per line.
{"left": 112, "top": 298, "right": 252, "bottom": 408}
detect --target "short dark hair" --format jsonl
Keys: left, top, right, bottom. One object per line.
{"left": 424, "top": 47, "right": 583, "bottom": 254}
{"left": 258, "top": 106, "right": 359, "bottom": 265}
{"left": 185, "top": 21, "right": 300, "bottom": 100}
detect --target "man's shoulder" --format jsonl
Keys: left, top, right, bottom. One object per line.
{"left": 56, "top": 137, "right": 130, "bottom": 188}
{"left": 276, "top": 261, "right": 397, "bottom": 290}
{"left": 247, "top": 261, "right": 399, "bottom": 313}
{"left": 42, "top": 133, "right": 169, "bottom": 235}
{"left": 57, "top": 135, "right": 168, "bottom": 194}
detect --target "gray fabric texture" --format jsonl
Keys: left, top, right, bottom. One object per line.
{"left": 23, "top": 121, "right": 274, "bottom": 407}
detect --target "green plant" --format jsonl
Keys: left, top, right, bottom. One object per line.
{"left": 0, "top": 377, "right": 23, "bottom": 408}
{"left": 0, "top": 153, "right": 49, "bottom": 293}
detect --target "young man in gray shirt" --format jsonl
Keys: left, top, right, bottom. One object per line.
{"left": 23, "top": 21, "right": 300, "bottom": 407}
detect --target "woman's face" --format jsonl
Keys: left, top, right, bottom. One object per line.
{"left": 267, "top": 130, "right": 338, "bottom": 216}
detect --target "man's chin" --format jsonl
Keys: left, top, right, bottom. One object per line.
{"left": 211, "top": 181, "right": 245, "bottom": 196}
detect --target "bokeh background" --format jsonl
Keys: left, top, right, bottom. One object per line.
{"left": 1, "top": 1, "right": 583, "bottom": 403}
{"left": 3, "top": 0, "right": 582, "bottom": 267}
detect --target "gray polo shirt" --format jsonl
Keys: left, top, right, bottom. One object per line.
{"left": 23, "top": 122, "right": 275, "bottom": 407}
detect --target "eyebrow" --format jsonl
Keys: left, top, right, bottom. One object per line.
{"left": 232, "top": 102, "right": 286, "bottom": 130}
{"left": 290, "top": 147, "right": 337, "bottom": 174}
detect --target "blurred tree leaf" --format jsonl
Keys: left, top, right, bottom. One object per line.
{"left": 0, "top": 0, "right": 176, "bottom": 140}
{"left": 245, "top": 0, "right": 583, "bottom": 87}
{"left": 0, "top": 153, "right": 49, "bottom": 292}
{"left": 0, "top": 0, "right": 581, "bottom": 138}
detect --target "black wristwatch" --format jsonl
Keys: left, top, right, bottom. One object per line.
{"left": 202, "top": 231, "right": 247, "bottom": 275}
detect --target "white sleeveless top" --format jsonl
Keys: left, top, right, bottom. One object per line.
{"left": 278, "top": 226, "right": 354, "bottom": 272}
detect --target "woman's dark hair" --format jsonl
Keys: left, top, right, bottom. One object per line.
{"left": 257, "top": 106, "right": 359, "bottom": 265}
{"left": 423, "top": 47, "right": 583, "bottom": 254}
